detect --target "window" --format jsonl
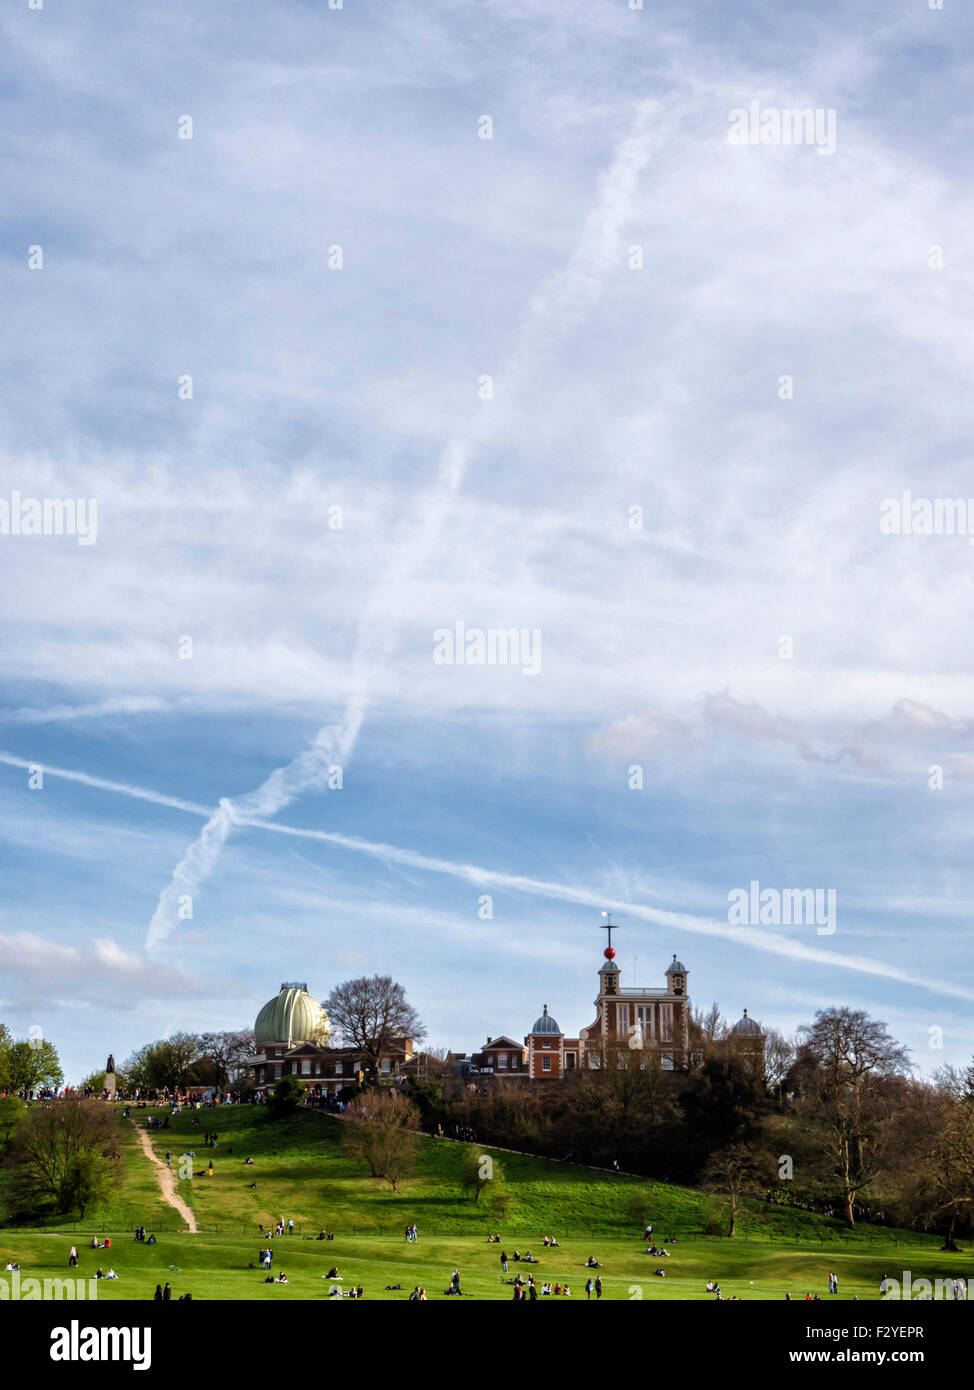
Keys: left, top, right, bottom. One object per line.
{"left": 498, "top": 1053, "right": 507, "bottom": 1068}
{"left": 274, "top": 1064, "right": 282, "bottom": 1080}
{"left": 381, "top": 1058, "right": 391, "bottom": 1074}
{"left": 542, "top": 1039, "right": 551, "bottom": 1048}
{"left": 334, "top": 1062, "right": 343, "bottom": 1076}
{"left": 566, "top": 1052, "right": 576, "bottom": 1070}
{"left": 616, "top": 1003, "right": 630, "bottom": 1033}
{"left": 542, "top": 1056, "right": 551, "bottom": 1072}
{"left": 302, "top": 1059, "right": 311, "bottom": 1075}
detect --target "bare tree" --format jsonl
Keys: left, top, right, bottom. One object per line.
{"left": 197, "top": 1029, "right": 255, "bottom": 1091}
{"left": 763, "top": 1027, "right": 797, "bottom": 1107}
{"left": 702, "top": 1141, "right": 768, "bottom": 1237}
{"left": 799, "top": 1008, "right": 910, "bottom": 1095}
{"left": 325, "top": 976, "right": 425, "bottom": 1082}
{"left": 797, "top": 1009, "right": 911, "bottom": 1225}
{"left": 343, "top": 1089, "right": 419, "bottom": 1191}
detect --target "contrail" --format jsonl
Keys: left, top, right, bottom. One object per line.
{"left": 3, "top": 748, "right": 973, "bottom": 1007}
{"left": 144, "top": 98, "right": 666, "bottom": 952}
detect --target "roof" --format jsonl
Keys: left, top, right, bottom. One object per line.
{"left": 255, "top": 984, "right": 330, "bottom": 1047}
{"left": 528, "top": 1005, "right": 562, "bottom": 1036}
{"left": 666, "top": 955, "right": 687, "bottom": 973}
{"left": 732, "top": 1009, "right": 762, "bottom": 1036}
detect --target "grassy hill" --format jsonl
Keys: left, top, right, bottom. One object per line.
{"left": 0, "top": 1103, "right": 969, "bottom": 1301}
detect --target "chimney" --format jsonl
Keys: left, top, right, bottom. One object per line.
{"left": 486, "top": 1037, "right": 492, "bottom": 1044}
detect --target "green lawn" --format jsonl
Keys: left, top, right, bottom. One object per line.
{"left": 1, "top": 1229, "right": 969, "bottom": 1303}
{"left": 1, "top": 1103, "right": 969, "bottom": 1301}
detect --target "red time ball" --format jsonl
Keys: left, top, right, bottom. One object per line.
{"left": 603, "top": 946, "right": 616, "bottom": 959}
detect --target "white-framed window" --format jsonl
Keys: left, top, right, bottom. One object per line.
{"left": 542, "top": 1039, "right": 551, "bottom": 1048}
{"left": 616, "top": 1003, "right": 629, "bottom": 1032}
{"left": 334, "top": 1062, "right": 343, "bottom": 1076}
{"left": 498, "top": 1053, "right": 507, "bottom": 1068}
{"left": 542, "top": 1056, "right": 551, "bottom": 1071}
{"left": 274, "top": 1064, "right": 282, "bottom": 1079}
{"left": 302, "top": 1060, "right": 311, "bottom": 1075}
{"left": 381, "top": 1058, "right": 391, "bottom": 1074}
{"left": 661, "top": 1009, "right": 672, "bottom": 1041}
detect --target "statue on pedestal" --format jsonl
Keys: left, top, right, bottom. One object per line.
{"left": 104, "top": 1054, "right": 117, "bottom": 1097}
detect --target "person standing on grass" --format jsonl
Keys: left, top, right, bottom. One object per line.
{"left": 585, "top": 1278, "right": 594, "bottom": 1300}
{"left": 166, "top": 1151, "right": 171, "bottom": 1167}
{"left": 411, "top": 1224, "right": 418, "bottom": 1242}
{"left": 163, "top": 1283, "right": 171, "bottom": 1301}
{"left": 501, "top": 1250, "right": 508, "bottom": 1274}
{"left": 68, "top": 1247, "right": 78, "bottom": 1268}
{"left": 287, "top": 1218, "right": 294, "bottom": 1235}
{"left": 595, "top": 1275, "right": 603, "bottom": 1300}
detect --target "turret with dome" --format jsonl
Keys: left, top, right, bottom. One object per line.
{"left": 255, "top": 982, "right": 330, "bottom": 1049}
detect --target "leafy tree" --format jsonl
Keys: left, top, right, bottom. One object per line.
{"left": 325, "top": 976, "right": 426, "bottom": 1083}
{"left": 123, "top": 1033, "right": 201, "bottom": 1093}
{"left": 0, "top": 1096, "right": 26, "bottom": 1157}
{"left": 0, "top": 1023, "right": 12, "bottom": 1092}
{"left": 7, "top": 1098, "right": 117, "bottom": 1218}
{"left": 7, "top": 1038, "right": 63, "bottom": 1093}
{"left": 267, "top": 1074, "right": 305, "bottom": 1118}
{"left": 343, "top": 1088, "right": 419, "bottom": 1191}
{"left": 680, "top": 1044, "right": 768, "bottom": 1152}
{"left": 461, "top": 1147, "right": 506, "bottom": 1204}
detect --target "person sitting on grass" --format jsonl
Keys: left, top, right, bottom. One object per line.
{"left": 585, "top": 1256, "right": 601, "bottom": 1268}
{"left": 104, "top": 1268, "right": 118, "bottom": 1280}
{"left": 326, "top": 1267, "right": 341, "bottom": 1279}
{"left": 277, "top": 1272, "right": 288, "bottom": 1283}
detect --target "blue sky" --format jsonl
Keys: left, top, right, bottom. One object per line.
{"left": 1, "top": 0, "right": 973, "bottom": 1082}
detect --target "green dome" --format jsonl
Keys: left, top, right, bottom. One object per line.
{"left": 255, "top": 982, "right": 330, "bottom": 1047}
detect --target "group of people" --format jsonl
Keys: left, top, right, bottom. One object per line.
{"left": 153, "top": 1283, "right": 191, "bottom": 1301}
{"left": 133, "top": 1227, "right": 156, "bottom": 1244}
{"left": 403, "top": 1224, "right": 419, "bottom": 1242}
{"left": 508, "top": 1274, "right": 573, "bottom": 1299}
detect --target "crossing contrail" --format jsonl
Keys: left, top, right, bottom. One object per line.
{"left": 143, "top": 98, "right": 666, "bottom": 953}
{"left": 2, "top": 748, "right": 973, "bottom": 1006}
